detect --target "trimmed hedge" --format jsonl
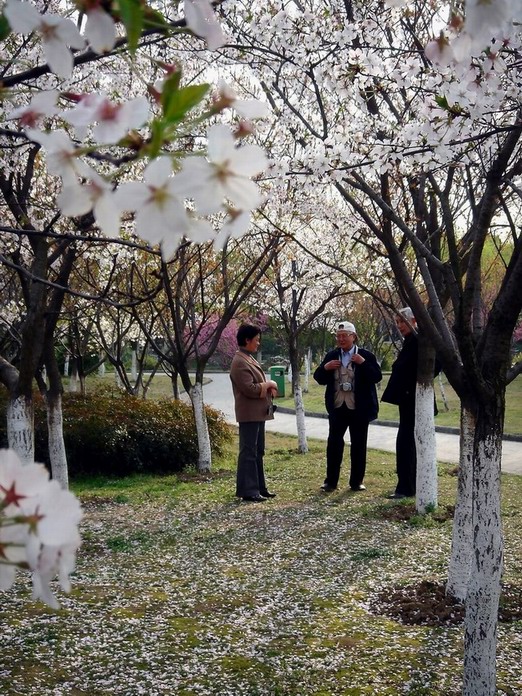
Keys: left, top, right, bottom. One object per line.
{"left": 0, "top": 389, "right": 232, "bottom": 477}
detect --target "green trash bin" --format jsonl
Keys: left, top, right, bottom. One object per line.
{"left": 270, "top": 365, "right": 286, "bottom": 398}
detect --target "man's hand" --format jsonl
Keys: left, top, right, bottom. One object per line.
{"left": 324, "top": 359, "right": 341, "bottom": 370}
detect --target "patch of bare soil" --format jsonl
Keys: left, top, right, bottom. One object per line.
{"left": 378, "top": 503, "right": 455, "bottom": 522}
{"left": 372, "top": 580, "right": 522, "bottom": 626}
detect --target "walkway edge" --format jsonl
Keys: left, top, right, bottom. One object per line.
{"left": 275, "top": 407, "right": 522, "bottom": 443}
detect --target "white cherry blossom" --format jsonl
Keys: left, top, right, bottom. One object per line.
{"left": 173, "top": 124, "right": 267, "bottom": 215}
{"left": 5, "top": 0, "right": 85, "bottom": 78}
{"left": 184, "top": 0, "right": 226, "bottom": 50}
{"left": 0, "top": 449, "right": 82, "bottom": 608}
{"left": 25, "top": 129, "right": 82, "bottom": 183}
{"left": 84, "top": 6, "right": 117, "bottom": 54}
{"left": 9, "top": 90, "right": 60, "bottom": 128}
{"left": 63, "top": 94, "right": 149, "bottom": 144}
{"left": 214, "top": 80, "right": 269, "bottom": 119}
{"left": 57, "top": 164, "right": 120, "bottom": 236}
{"left": 115, "top": 157, "right": 192, "bottom": 254}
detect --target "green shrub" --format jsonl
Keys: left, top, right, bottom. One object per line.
{"left": 0, "top": 389, "right": 232, "bottom": 478}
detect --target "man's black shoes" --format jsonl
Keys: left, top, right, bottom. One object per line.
{"left": 351, "top": 484, "right": 366, "bottom": 491}
{"left": 320, "top": 484, "right": 337, "bottom": 493}
{"left": 260, "top": 491, "right": 276, "bottom": 498}
{"left": 242, "top": 495, "right": 267, "bottom": 503}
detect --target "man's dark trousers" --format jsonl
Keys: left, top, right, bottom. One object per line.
{"left": 325, "top": 403, "right": 369, "bottom": 489}
{"left": 395, "top": 401, "right": 416, "bottom": 496}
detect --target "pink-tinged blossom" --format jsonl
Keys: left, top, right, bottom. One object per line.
{"left": 184, "top": 0, "right": 226, "bottom": 50}
{"left": 57, "top": 164, "right": 120, "bottom": 236}
{"left": 115, "top": 157, "right": 192, "bottom": 255}
{"left": 25, "top": 129, "right": 81, "bottom": 183}
{"left": 63, "top": 94, "right": 149, "bottom": 144}
{"left": 84, "top": 7, "right": 117, "bottom": 54}
{"left": 5, "top": 0, "right": 85, "bottom": 78}
{"left": 425, "top": 33, "right": 455, "bottom": 66}
{"left": 173, "top": 124, "right": 267, "bottom": 216}
{"left": 0, "top": 450, "right": 50, "bottom": 513}
{"left": 9, "top": 90, "right": 59, "bottom": 128}
{"left": 0, "top": 449, "right": 82, "bottom": 608}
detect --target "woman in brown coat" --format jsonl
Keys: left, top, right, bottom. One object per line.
{"left": 229, "top": 324, "right": 278, "bottom": 502}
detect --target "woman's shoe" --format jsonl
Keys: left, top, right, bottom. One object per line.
{"left": 242, "top": 495, "right": 267, "bottom": 502}
{"left": 260, "top": 490, "right": 276, "bottom": 498}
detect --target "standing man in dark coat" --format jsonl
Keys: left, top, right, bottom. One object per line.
{"left": 314, "top": 320, "right": 382, "bottom": 493}
{"left": 381, "top": 307, "right": 418, "bottom": 499}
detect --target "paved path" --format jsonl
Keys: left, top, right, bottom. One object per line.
{"left": 199, "top": 373, "right": 522, "bottom": 476}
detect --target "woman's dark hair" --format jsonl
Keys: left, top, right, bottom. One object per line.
{"left": 237, "top": 323, "right": 261, "bottom": 347}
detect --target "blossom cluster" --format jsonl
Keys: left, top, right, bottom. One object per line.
{"left": 0, "top": 449, "right": 82, "bottom": 609}
{"left": 4, "top": 0, "right": 270, "bottom": 256}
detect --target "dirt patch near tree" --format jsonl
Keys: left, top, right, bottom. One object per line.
{"left": 372, "top": 580, "right": 522, "bottom": 626}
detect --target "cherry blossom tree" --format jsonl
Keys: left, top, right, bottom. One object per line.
{"left": 221, "top": 1, "right": 522, "bottom": 693}
{"left": 0, "top": 0, "right": 270, "bottom": 480}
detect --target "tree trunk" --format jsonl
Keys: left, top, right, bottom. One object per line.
{"left": 462, "top": 408, "right": 503, "bottom": 696}
{"left": 415, "top": 333, "right": 438, "bottom": 512}
{"left": 438, "top": 373, "right": 449, "bottom": 411}
{"left": 7, "top": 395, "right": 34, "bottom": 464}
{"left": 190, "top": 382, "right": 212, "bottom": 473}
{"left": 414, "top": 382, "right": 437, "bottom": 512}
{"left": 446, "top": 406, "right": 475, "bottom": 601}
{"left": 303, "top": 348, "right": 311, "bottom": 393}
{"left": 46, "top": 393, "right": 69, "bottom": 489}
{"left": 294, "top": 385, "right": 308, "bottom": 454}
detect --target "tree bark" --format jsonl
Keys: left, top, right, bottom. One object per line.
{"left": 414, "top": 382, "right": 437, "bottom": 512}
{"left": 463, "top": 409, "right": 503, "bottom": 696}
{"left": 7, "top": 395, "right": 34, "bottom": 463}
{"left": 294, "top": 385, "right": 308, "bottom": 454}
{"left": 190, "top": 382, "right": 212, "bottom": 473}
{"left": 46, "top": 394, "right": 69, "bottom": 489}
{"left": 415, "top": 332, "right": 438, "bottom": 512}
{"left": 446, "top": 406, "right": 475, "bottom": 601}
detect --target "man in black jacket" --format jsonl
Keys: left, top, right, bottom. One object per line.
{"left": 381, "top": 307, "right": 418, "bottom": 499}
{"left": 314, "top": 320, "right": 382, "bottom": 492}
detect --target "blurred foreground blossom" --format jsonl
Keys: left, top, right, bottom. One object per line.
{"left": 4, "top": 0, "right": 85, "bottom": 78}
{"left": 184, "top": 0, "right": 226, "bottom": 50}
{"left": 0, "top": 449, "right": 82, "bottom": 609}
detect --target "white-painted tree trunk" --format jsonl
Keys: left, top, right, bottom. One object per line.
{"left": 414, "top": 382, "right": 437, "bottom": 512}
{"left": 68, "top": 367, "right": 79, "bottom": 393}
{"left": 287, "top": 364, "right": 292, "bottom": 383}
{"left": 294, "top": 385, "right": 308, "bottom": 454}
{"left": 438, "top": 372, "right": 449, "bottom": 411}
{"left": 446, "top": 406, "right": 475, "bottom": 601}
{"left": 303, "top": 348, "right": 311, "bottom": 393}
{"left": 7, "top": 396, "right": 34, "bottom": 464}
{"left": 63, "top": 355, "right": 69, "bottom": 377}
{"left": 463, "top": 430, "right": 503, "bottom": 696}
{"left": 98, "top": 360, "right": 106, "bottom": 377}
{"left": 131, "top": 347, "right": 137, "bottom": 381}
{"left": 46, "top": 395, "right": 69, "bottom": 489}
{"left": 190, "top": 382, "right": 212, "bottom": 473}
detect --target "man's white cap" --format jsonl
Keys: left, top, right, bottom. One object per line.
{"left": 398, "top": 307, "right": 415, "bottom": 321}
{"left": 336, "top": 320, "right": 356, "bottom": 334}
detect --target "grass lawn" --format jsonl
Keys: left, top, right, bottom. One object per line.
{"left": 1, "top": 434, "right": 521, "bottom": 695}
{"left": 275, "top": 374, "right": 522, "bottom": 436}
